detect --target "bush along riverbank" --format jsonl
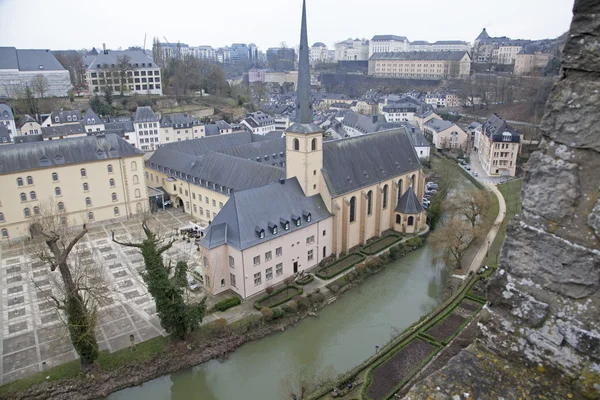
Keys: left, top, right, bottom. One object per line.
{"left": 0, "top": 232, "right": 429, "bottom": 400}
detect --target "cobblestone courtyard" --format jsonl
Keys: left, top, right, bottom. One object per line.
{"left": 0, "top": 209, "right": 206, "bottom": 385}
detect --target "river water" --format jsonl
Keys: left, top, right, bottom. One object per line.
{"left": 109, "top": 243, "right": 447, "bottom": 400}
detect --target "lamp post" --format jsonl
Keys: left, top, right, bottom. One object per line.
{"left": 486, "top": 240, "right": 490, "bottom": 258}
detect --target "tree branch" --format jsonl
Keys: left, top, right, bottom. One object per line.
{"left": 157, "top": 238, "right": 176, "bottom": 255}
{"left": 111, "top": 230, "right": 143, "bottom": 248}
{"left": 57, "top": 227, "right": 88, "bottom": 265}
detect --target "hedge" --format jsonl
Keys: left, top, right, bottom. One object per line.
{"left": 296, "top": 274, "right": 314, "bottom": 286}
{"left": 316, "top": 253, "right": 366, "bottom": 279}
{"left": 361, "top": 235, "right": 402, "bottom": 255}
{"left": 211, "top": 296, "right": 241, "bottom": 312}
{"left": 254, "top": 284, "right": 302, "bottom": 310}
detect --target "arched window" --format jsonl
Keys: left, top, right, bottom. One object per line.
{"left": 88, "top": 212, "right": 94, "bottom": 221}
{"left": 52, "top": 172, "right": 59, "bottom": 182}
{"left": 83, "top": 183, "right": 89, "bottom": 191}
{"left": 113, "top": 207, "right": 120, "bottom": 216}
{"left": 1, "top": 228, "right": 8, "bottom": 238}
{"left": 33, "top": 206, "right": 40, "bottom": 215}
{"left": 27, "top": 176, "right": 33, "bottom": 185}
{"left": 349, "top": 196, "right": 356, "bottom": 223}
{"left": 17, "top": 177, "right": 23, "bottom": 186}
{"left": 20, "top": 193, "right": 26, "bottom": 202}
{"left": 367, "top": 190, "right": 373, "bottom": 216}
{"left": 396, "top": 214, "right": 401, "bottom": 224}
{"left": 408, "top": 216, "right": 414, "bottom": 226}
{"left": 111, "top": 193, "right": 117, "bottom": 201}
{"left": 132, "top": 175, "right": 139, "bottom": 184}
{"left": 136, "top": 202, "right": 143, "bottom": 212}
{"left": 383, "top": 185, "right": 389, "bottom": 209}
{"left": 24, "top": 208, "right": 31, "bottom": 217}
{"left": 85, "top": 197, "right": 91, "bottom": 206}
{"left": 30, "top": 191, "right": 37, "bottom": 200}
{"left": 397, "top": 179, "right": 404, "bottom": 203}
{"left": 58, "top": 202, "right": 64, "bottom": 211}
{"left": 131, "top": 161, "right": 138, "bottom": 171}
{"left": 311, "top": 138, "right": 317, "bottom": 151}
{"left": 109, "top": 178, "right": 115, "bottom": 187}
{"left": 293, "top": 138, "right": 300, "bottom": 151}
{"left": 55, "top": 187, "right": 61, "bottom": 196}
{"left": 411, "top": 174, "right": 416, "bottom": 187}
{"left": 80, "top": 168, "right": 86, "bottom": 177}
{"left": 221, "top": 278, "right": 225, "bottom": 287}
{"left": 107, "top": 164, "right": 113, "bottom": 173}
{"left": 134, "top": 189, "right": 141, "bottom": 198}
{"left": 0, "top": 212, "right": 4, "bottom": 222}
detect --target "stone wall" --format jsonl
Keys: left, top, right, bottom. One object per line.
{"left": 0, "top": 70, "right": 72, "bottom": 97}
{"left": 483, "top": 0, "right": 600, "bottom": 397}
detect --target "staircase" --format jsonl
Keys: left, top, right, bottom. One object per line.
{"left": 323, "top": 289, "right": 337, "bottom": 305}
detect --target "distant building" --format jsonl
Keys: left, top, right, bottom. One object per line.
{"left": 409, "top": 40, "right": 470, "bottom": 53}
{"left": 423, "top": 119, "right": 468, "bottom": 150}
{"left": 381, "top": 102, "right": 419, "bottom": 123}
{"left": 335, "top": 39, "right": 370, "bottom": 61}
{"left": 368, "top": 51, "right": 471, "bottom": 79}
{"left": 266, "top": 47, "right": 296, "bottom": 63}
{"left": 241, "top": 112, "right": 276, "bottom": 135}
{"left": 230, "top": 43, "right": 249, "bottom": 63}
{"left": 16, "top": 115, "right": 41, "bottom": 136}
{"left": 474, "top": 114, "right": 520, "bottom": 177}
{"left": 369, "top": 35, "right": 410, "bottom": 56}
{"left": 310, "top": 42, "right": 329, "bottom": 65}
{"left": 514, "top": 46, "right": 552, "bottom": 75}
{"left": 248, "top": 44, "right": 259, "bottom": 62}
{"left": 134, "top": 106, "right": 160, "bottom": 151}
{"left": 248, "top": 68, "right": 267, "bottom": 83}
{"left": 0, "top": 47, "right": 72, "bottom": 98}
{"left": 0, "top": 104, "right": 16, "bottom": 139}
{"left": 83, "top": 49, "right": 162, "bottom": 95}
{"left": 42, "top": 110, "right": 82, "bottom": 127}
{"left": 0, "top": 126, "right": 11, "bottom": 145}
{"left": 159, "top": 114, "right": 205, "bottom": 143}
{"left": 83, "top": 108, "right": 105, "bottom": 132}
{"left": 472, "top": 28, "right": 531, "bottom": 65}
{"left": 424, "top": 92, "right": 460, "bottom": 108}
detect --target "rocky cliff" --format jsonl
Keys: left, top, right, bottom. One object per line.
{"left": 405, "top": 1, "right": 600, "bottom": 398}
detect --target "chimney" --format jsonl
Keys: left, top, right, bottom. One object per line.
{"left": 372, "top": 115, "right": 378, "bottom": 124}
{"left": 279, "top": 178, "right": 286, "bottom": 184}
{"left": 103, "top": 43, "right": 108, "bottom": 55}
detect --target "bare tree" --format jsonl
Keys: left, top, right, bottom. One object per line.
{"left": 32, "top": 74, "right": 50, "bottom": 98}
{"left": 29, "top": 202, "right": 99, "bottom": 370}
{"left": 429, "top": 218, "right": 483, "bottom": 270}
{"left": 445, "top": 189, "right": 492, "bottom": 228}
{"left": 116, "top": 55, "right": 132, "bottom": 96}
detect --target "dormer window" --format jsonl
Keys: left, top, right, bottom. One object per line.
{"left": 54, "top": 116, "right": 59, "bottom": 122}
{"left": 255, "top": 226, "right": 265, "bottom": 239}
{"left": 269, "top": 222, "right": 277, "bottom": 235}
{"left": 292, "top": 214, "right": 301, "bottom": 227}
{"left": 303, "top": 210, "right": 312, "bottom": 222}
{"left": 281, "top": 218, "right": 290, "bottom": 231}
{"left": 67, "top": 116, "right": 72, "bottom": 122}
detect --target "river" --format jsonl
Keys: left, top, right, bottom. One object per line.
{"left": 109, "top": 243, "right": 447, "bottom": 400}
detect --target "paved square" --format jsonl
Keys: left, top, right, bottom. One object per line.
{"left": 0, "top": 209, "right": 207, "bottom": 385}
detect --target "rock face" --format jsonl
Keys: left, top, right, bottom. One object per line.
{"left": 483, "top": 1, "right": 600, "bottom": 397}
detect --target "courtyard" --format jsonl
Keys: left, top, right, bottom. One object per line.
{"left": 0, "top": 209, "right": 221, "bottom": 385}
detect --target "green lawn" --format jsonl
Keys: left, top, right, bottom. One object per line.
{"left": 482, "top": 180, "right": 523, "bottom": 268}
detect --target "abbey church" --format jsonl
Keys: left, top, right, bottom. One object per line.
{"left": 148, "top": 0, "right": 426, "bottom": 299}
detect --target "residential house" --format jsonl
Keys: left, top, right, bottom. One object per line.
{"left": 83, "top": 108, "right": 105, "bottom": 132}
{"left": 381, "top": 102, "right": 418, "bottom": 123}
{"left": 0, "top": 47, "right": 71, "bottom": 98}
{"left": 240, "top": 112, "right": 276, "bottom": 135}
{"left": 16, "top": 115, "right": 41, "bottom": 136}
{"left": 0, "top": 134, "right": 147, "bottom": 240}
{"left": 0, "top": 104, "right": 16, "bottom": 139}
{"left": 368, "top": 51, "right": 471, "bottom": 79}
{"left": 514, "top": 46, "right": 552, "bottom": 75}
{"left": 41, "top": 124, "right": 87, "bottom": 141}
{"left": 423, "top": 119, "right": 468, "bottom": 150}
{"left": 475, "top": 114, "right": 520, "bottom": 177}
{"left": 42, "top": 110, "right": 82, "bottom": 127}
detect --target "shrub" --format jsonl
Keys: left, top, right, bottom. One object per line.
{"left": 309, "top": 292, "right": 326, "bottom": 304}
{"left": 272, "top": 307, "right": 285, "bottom": 319}
{"left": 365, "top": 256, "right": 382, "bottom": 271}
{"left": 389, "top": 245, "right": 401, "bottom": 260}
{"left": 265, "top": 286, "right": 274, "bottom": 295}
{"left": 260, "top": 307, "right": 274, "bottom": 321}
{"left": 355, "top": 264, "right": 367, "bottom": 276}
{"left": 329, "top": 284, "right": 340, "bottom": 293}
{"left": 211, "top": 297, "right": 241, "bottom": 312}
{"left": 283, "top": 300, "right": 298, "bottom": 314}
{"left": 293, "top": 295, "right": 310, "bottom": 311}
{"left": 213, "top": 318, "right": 228, "bottom": 335}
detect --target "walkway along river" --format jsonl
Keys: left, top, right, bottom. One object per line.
{"left": 109, "top": 243, "right": 448, "bottom": 400}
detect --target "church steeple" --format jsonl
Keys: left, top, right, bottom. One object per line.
{"left": 296, "top": 0, "right": 312, "bottom": 125}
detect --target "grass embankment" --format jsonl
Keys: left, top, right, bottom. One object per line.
{"left": 482, "top": 179, "right": 522, "bottom": 269}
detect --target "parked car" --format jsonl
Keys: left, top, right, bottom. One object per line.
{"left": 460, "top": 160, "right": 467, "bottom": 166}
{"left": 465, "top": 166, "right": 471, "bottom": 171}
{"left": 473, "top": 172, "right": 479, "bottom": 177}
{"left": 423, "top": 194, "right": 432, "bottom": 200}
{"left": 423, "top": 203, "right": 429, "bottom": 210}
{"left": 187, "top": 274, "right": 200, "bottom": 291}
{"left": 426, "top": 189, "right": 438, "bottom": 195}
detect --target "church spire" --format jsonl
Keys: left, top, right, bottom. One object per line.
{"left": 295, "top": 0, "right": 312, "bottom": 125}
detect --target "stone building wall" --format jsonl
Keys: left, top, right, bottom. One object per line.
{"left": 482, "top": 0, "right": 600, "bottom": 396}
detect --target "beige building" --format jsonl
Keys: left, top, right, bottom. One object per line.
{"left": 159, "top": 114, "right": 205, "bottom": 144}
{"left": 475, "top": 114, "right": 520, "bottom": 177}
{"left": 368, "top": 51, "right": 471, "bottom": 80}
{"left": 423, "top": 119, "right": 468, "bottom": 150}
{"left": 0, "top": 134, "right": 148, "bottom": 240}
{"left": 497, "top": 45, "right": 523, "bottom": 64}
{"left": 16, "top": 115, "right": 41, "bottom": 136}
{"left": 514, "top": 50, "right": 552, "bottom": 75}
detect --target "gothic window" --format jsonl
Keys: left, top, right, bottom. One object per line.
{"left": 349, "top": 196, "right": 356, "bottom": 223}
{"left": 383, "top": 185, "right": 388, "bottom": 209}
{"left": 367, "top": 190, "right": 373, "bottom": 216}
{"left": 293, "top": 138, "right": 300, "bottom": 151}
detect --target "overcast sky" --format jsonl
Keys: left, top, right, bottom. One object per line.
{"left": 0, "top": 0, "right": 574, "bottom": 51}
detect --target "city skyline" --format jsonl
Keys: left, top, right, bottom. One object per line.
{"left": 0, "top": 0, "right": 574, "bottom": 51}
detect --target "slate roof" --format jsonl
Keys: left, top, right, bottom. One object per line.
{"left": 481, "top": 114, "right": 520, "bottom": 143}
{"left": 160, "top": 114, "right": 201, "bottom": 128}
{"left": 205, "top": 124, "right": 220, "bottom": 136}
{"left": 243, "top": 111, "right": 275, "bottom": 128}
{"left": 372, "top": 35, "right": 408, "bottom": 41}
{"left": 16, "top": 115, "right": 38, "bottom": 129}
{"left": 312, "top": 42, "right": 327, "bottom": 47}
{"left": 476, "top": 28, "right": 491, "bottom": 41}
{"left": 404, "top": 124, "right": 429, "bottom": 147}
{"left": 0, "top": 134, "right": 142, "bottom": 174}
{"left": 83, "top": 50, "right": 157, "bottom": 71}
{"left": 433, "top": 40, "right": 469, "bottom": 45}
{"left": 84, "top": 108, "right": 102, "bottom": 125}
{"left": 150, "top": 131, "right": 267, "bottom": 158}
{"left": 216, "top": 138, "right": 286, "bottom": 166}
{"left": 0, "top": 126, "right": 11, "bottom": 143}
{"left": 342, "top": 112, "right": 402, "bottom": 135}
{"left": 215, "top": 120, "right": 231, "bottom": 130}
{"left": 424, "top": 119, "right": 455, "bottom": 132}
{"left": 322, "top": 129, "right": 421, "bottom": 197}
{"left": 104, "top": 121, "right": 135, "bottom": 136}
{"left": 382, "top": 102, "right": 419, "bottom": 113}
{"left": 0, "top": 47, "right": 66, "bottom": 71}
{"left": 395, "top": 186, "right": 424, "bottom": 214}
{"left": 13, "top": 135, "right": 43, "bottom": 144}
{"left": 48, "top": 110, "right": 82, "bottom": 124}
{"left": 0, "top": 104, "right": 14, "bottom": 121}
{"left": 201, "top": 177, "right": 331, "bottom": 250}
{"left": 411, "top": 41, "right": 430, "bottom": 45}
{"left": 41, "top": 123, "right": 87, "bottom": 138}
{"left": 134, "top": 106, "right": 158, "bottom": 123}
{"left": 369, "top": 51, "right": 468, "bottom": 61}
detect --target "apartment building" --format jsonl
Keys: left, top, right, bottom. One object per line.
{"left": 134, "top": 106, "right": 160, "bottom": 151}
{"left": 240, "top": 112, "right": 276, "bottom": 135}
{"left": 42, "top": 110, "right": 82, "bottom": 127}
{"left": 369, "top": 35, "right": 409, "bottom": 57}
{"left": 381, "top": 102, "right": 418, "bottom": 123}
{"left": 335, "top": 39, "right": 370, "bottom": 61}
{"left": 368, "top": 51, "right": 471, "bottom": 79}
{"left": 83, "top": 50, "right": 162, "bottom": 96}
{"left": 0, "top": 134, "right": 147, "bottom": 240}
{"left": 514, "top": 47, "right": 552, "bottom": 75}
{"left": 475, "top": 114, "right": 520, "bottom": 177}
{"left": 16, "top": 115, "right": 41, "bottom": 136}
{"left": 159, "top": 114, "right": 205, "bottom": 143}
